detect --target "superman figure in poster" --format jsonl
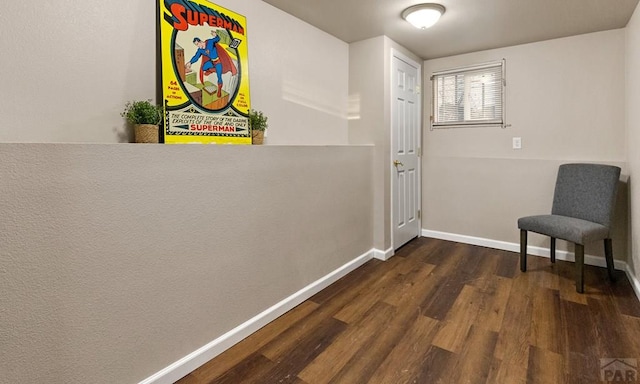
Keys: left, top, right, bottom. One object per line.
{"left": 185, "top": 30, "right": 238, "bottom": 98}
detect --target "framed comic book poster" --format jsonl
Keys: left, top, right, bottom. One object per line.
{"left": 158, "top": 0, "right": 251, "bottom": 144}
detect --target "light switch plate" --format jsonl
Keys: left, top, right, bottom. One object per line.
{"left": 512, "top": 137, "right": 522, "bottom": 149}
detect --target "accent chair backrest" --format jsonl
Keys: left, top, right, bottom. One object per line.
{"left": 551, "top": 163, "right": 621, "bottom": 228}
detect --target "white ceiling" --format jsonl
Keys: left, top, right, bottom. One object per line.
{"left": 261, "top": 0, "right": 639, "bottom": 59}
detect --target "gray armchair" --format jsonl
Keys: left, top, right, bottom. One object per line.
{"left": 518, "top": 163, "right": 621, "bottom": 293}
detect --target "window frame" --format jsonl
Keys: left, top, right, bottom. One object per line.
{"left": 430, "top": 59, "right": 506, "bottom": 129}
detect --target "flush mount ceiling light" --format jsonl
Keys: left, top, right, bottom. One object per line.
{"left": 402, "top": 3, "right": 445, "bottom": 29}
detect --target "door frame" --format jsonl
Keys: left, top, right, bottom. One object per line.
{"left": 390, "top": 49, "right": 422, "bottom": 252}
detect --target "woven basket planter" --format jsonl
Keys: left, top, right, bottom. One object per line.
{"left": 252, "top": 130, "right": 264, "bottom": 145}
{"left": 134, "top": 124, "right": 159, "bottom": 143}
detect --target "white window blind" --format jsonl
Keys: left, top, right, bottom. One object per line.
{"left": 431, "top": 60, "right": 505, "bottom": 128}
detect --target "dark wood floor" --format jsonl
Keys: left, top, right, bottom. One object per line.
{"left": 176, "top": 237, "right": 640, "bottom": 384}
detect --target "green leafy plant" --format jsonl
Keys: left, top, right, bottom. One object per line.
{"left": 248, "top": 109, "right": 268, "bottom": 132}
{"left": 121, "top": 100, "right": 163, "bottom": 125}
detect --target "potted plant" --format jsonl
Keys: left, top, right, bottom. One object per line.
{"left": 121, "top": 100, "right": 163, "bottom": 143}
{"left": 249, "top": 109, "right": 268, "bottom": 145}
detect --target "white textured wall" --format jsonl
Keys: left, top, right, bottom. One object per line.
{"left": 626, "top": 4, "right": 640, "bottom": 276}
{"left": 0, "top": 1, "right": 156, "bottom": 143}
{"left": 217, "top": 0, "right": 349, "bottom": 145}
{"left": 349, "top": 37, "right": 386, "bottom": 250}
{"left": 0, "top": 144, "right": 373, "bottom": 384}
{"left": 422, "top": 30, "right": 628, "bottom": 257}
{"left": 0, "top": 0, "right": 348, "bottom": 145}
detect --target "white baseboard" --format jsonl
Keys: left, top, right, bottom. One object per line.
{"left": 421, "top": 229, "right": 627, "bottom": 270}
{"left": 421, "top": 229, "right": 640, "bottom": 302}
{"left": 139, "top": 248, "right": 376, "bottom": 384}
{"left": 373, "top": 247, "right": 394, "bottom": 261}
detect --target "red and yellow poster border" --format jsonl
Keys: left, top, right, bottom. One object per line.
{"left": 158, "top": 0, "right": 251, "bottom": 144}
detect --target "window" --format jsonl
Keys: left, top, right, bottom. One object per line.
{"left": 431, "top": 60, "right": 505, "bottom": 128}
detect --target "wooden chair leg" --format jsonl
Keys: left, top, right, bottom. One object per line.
{"left": 550, "top": 237, "right": 556, "bottom": 263}
{"left": 604, "top": 238, "right": 616, "bottom": 282}
{"left": 575, "top": 244, "right": 585, "bottom": 293}
{"left": 520, "top": 229, "right": 527, "bottom": 272}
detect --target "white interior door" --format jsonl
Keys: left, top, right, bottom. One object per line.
{"left": 392, "top": 52, "right": 421, "bottom": 250}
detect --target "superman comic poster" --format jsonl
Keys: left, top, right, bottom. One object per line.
{"left": 159, "top": 0, "right": 251, "bottom": 144}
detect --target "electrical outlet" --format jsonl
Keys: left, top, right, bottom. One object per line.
{"left": 512, "top": 137, "right": 522, "bottom": 149}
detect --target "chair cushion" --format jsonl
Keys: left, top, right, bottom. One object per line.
{"left": 518, "top": 214, "right": 610, "bottom": 244}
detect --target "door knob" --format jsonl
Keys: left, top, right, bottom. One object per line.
{"left": 393, "top": 160, "right": 404, "bottom": 167}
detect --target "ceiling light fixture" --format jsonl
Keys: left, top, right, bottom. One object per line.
{"left": 402, "top": 3, "right": 445, "bottom": 29}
